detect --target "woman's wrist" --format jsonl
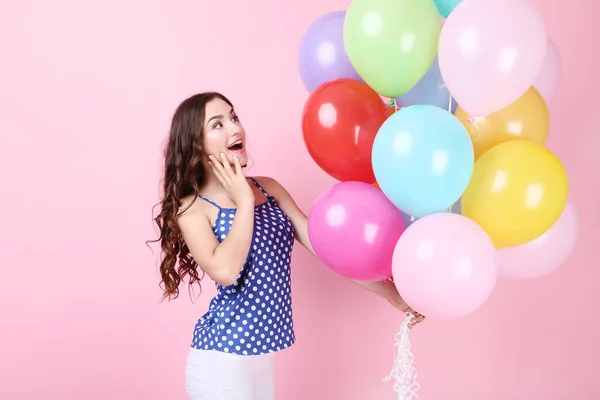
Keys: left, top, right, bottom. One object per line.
{"left": 236, "top": 200, "right": 255, "bottom": 213}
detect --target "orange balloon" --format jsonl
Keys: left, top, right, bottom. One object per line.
{"left": 455, "top": 87, "right": 549, "bottom": 159}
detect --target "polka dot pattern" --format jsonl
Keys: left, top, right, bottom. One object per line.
{"left": 191, "top": 178, "right": 296, "bottom": 356}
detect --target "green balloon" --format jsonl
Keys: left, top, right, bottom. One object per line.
{"left": 343, "top": 0, "right": 441, "bottom": 98}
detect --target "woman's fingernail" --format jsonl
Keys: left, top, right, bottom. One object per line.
{"left": 208, "top": 155, "right": 214, "bottom": 160}
{"left": 220, "top": 152, "right": 225, "bottom": 157}
{"left": 233, "top": 155, "right": 238, "bottom": 160}
{"left": 208, "top": 160, "right": 213, "bottom": 166}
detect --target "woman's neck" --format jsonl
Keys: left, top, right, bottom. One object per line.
{"left": 200, "top": 172, "right": 222, "bottom": 193}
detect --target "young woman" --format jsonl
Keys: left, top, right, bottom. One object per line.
{"left": 151, "top": 92, "right": 424, "bottom": 399}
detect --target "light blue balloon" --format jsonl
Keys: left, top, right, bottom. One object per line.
{"left": 396, "top": 56, "right": 457, "bottom": 113}
{"left": 371, "top": 105, "right": 474, "bottom": 218}
{"left": 434, "top": 0, "right": 463, "bottom": 18}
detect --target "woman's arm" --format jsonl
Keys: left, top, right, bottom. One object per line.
{"left": 178, "top": 198, "right": 255, "bottom": 286}
{"left": 256, "top": 177, "right": 412, "bottom": 311}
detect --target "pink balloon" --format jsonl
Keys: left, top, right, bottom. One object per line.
{"left": 498, "top": 201, "right": 578, "bottom": 280}
{"left": 438, "top": 0, "right": 547, "bottom": 116}
{"left": 392, "top": 213, "right": 498, "bottom": 319}
{"left": 308, "top": 181, "right": 405, "bottom": 281}
{"left": 533, "top": 39, "right": 562, "bottom": 104}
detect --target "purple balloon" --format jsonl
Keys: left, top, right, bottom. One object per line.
{"left": 298, "top": 11, "right": 363, "bottom": 92}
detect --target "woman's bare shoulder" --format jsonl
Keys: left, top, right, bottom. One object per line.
{"left": 178, "top": 194, "right": 211, "bottom": 222}
{"left": 251, "top": 176, "right": 285, "bottom": 191}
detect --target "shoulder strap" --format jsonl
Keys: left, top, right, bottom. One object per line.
{"left": 249, "top": 178, "right": 270, "bottom": 199}
{"left": 197, "top": 195, "right": 221, "bottom": 209}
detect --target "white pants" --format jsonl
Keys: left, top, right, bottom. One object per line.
{"left": 185, "top": 348, "right": 275, "bottom": 400}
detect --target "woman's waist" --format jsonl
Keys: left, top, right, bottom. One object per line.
{"left": 198, "top": 302, "right": 293, "bottom": 330}
{"left": 213, "top": 276, "right": 292, "bottom": 306}
{"left": 193, "top": 315, "right": 295, "bottom": 352}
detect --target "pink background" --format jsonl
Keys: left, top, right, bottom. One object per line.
{"left": 1, "top": 0, "right": 598, "bottom": 398}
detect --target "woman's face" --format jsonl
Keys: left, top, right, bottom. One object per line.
{"left": 202, "top": 98, "right": 247, "bottom": 167}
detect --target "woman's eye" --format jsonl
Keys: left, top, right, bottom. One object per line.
{"left": 232, "top": 115, "right": 239, "bottom": 122}
{"left": 213, "top": 122, "right": 222, "bottom": 129}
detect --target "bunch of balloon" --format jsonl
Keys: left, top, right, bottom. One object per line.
{"left": 298, "top": 1, "right": 575, "bottom": 399}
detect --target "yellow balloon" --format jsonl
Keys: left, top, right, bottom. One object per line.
{"left": 455, "top": 87, "right": 550, "bottom": 159}
{"left": 461, "top": 139, "right": 568, "bottom": 249}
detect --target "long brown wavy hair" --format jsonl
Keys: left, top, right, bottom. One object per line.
{"left": 149, "top": 92, "right": 234, "bottom": 301}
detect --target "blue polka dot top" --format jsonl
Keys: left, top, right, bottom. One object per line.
{"left": 190, "top": 178, "right": 296, "bottom": 356}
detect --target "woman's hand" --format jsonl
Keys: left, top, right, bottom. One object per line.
{"left": 208, "top": 153, "right": 254, "bottom": 208}
{"left": 404, "top": 307, "right": 426, "bottom": 328}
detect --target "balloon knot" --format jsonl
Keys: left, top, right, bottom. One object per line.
{"left": 466, "top": 117, "right": 474, "bottom": 124}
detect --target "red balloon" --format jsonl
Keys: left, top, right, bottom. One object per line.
{"left": 301, "top": 79, "right": 389, "bottom": 182}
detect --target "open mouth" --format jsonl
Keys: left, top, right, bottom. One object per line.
{"left": 227, "top": 140, "right": 244, "bottom": 152}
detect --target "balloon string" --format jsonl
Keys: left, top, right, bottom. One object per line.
{"left": 383, "top": 313, "right": 420, "bottom": 400}
{"left": 466, "top": 117, "right": 481, "bottom": 141}
{"left": 448, "top": 92, "right": 462, "bottom": 216}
